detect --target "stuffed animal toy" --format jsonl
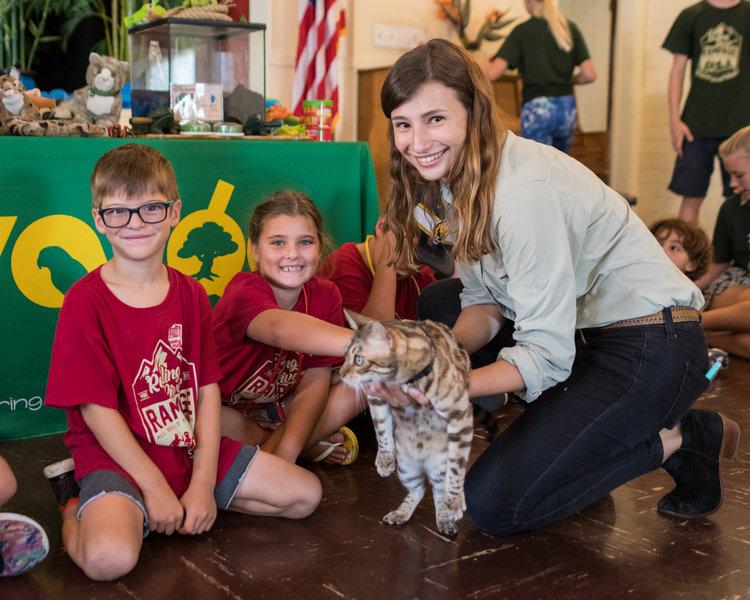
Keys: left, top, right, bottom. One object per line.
{"left": 0, "top": 68, "right": 39, "bottom": 125}
{"left": 0, "top": 67, "right": 107, "bottom": 136}
{"left": 53, "top": 52, "right": 129, "bottom": 126}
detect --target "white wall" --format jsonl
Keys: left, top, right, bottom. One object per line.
{"left": 560, "top": 0, "right": 611, "bottom": 132}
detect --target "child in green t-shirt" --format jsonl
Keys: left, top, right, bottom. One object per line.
{"left": 662, "top": 0, "right": 750, "bottom": 224}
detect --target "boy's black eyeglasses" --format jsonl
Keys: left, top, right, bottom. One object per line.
{"left": 98, "top": 201, "right": 175, "bottom": 228}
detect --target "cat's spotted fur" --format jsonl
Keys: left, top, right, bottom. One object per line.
{"left": 341, "top": 311, "right": 472, "bottom": 537}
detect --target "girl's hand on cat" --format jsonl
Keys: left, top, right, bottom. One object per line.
{"left": 363, "top": 382, "right": 429, "bottom": 406}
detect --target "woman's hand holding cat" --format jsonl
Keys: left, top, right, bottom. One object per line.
{"left": 363, "top": 382, "right": 429, "bottom": 406}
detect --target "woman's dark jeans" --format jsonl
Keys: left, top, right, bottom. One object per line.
{"left": 418, "top": 278, "right": 709, "bottom": 535}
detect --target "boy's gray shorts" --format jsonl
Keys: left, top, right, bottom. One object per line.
{"left": 77, "top": 444, "right": 257, "bottom": 536}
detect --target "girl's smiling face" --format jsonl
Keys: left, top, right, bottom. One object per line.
{"left": 390, "top": 81, "right": 468, "bottom": 182}
{"left": 722, "top": 152, "right": 750, "bottom": 201}
{"left": 251, "top": 214, "right": 320, "bottom": 299}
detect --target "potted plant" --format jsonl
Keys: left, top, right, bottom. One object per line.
{"left": 435, "top": 0, "right": 514, "bottom": 52}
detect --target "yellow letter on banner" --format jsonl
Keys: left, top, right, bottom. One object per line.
{"left": 0, "top": 217, "right": 17, "bottom": 258}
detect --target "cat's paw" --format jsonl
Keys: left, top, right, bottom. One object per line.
{"left": 383, "top": 509, "right": 410, "bottom": 526}
{"left": 375, "top": 451, "right": 396, "bottom": 477}
{"left": 436, "top": 517, "right": 459, "bottom": 538}
{"left": 444, "top": 492, "right": 465, "bottom": 514}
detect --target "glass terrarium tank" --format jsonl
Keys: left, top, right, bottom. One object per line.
{"left": 129, "top": 18, "right": 266, "bottom": 123}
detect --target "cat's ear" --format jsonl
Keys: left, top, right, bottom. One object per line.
{"left": 369, "top": 321, "right": 392, "bottom": 347}
{"left": 9, "top": 67, "right": 19, "bottom": 82}
{"left": 89, "top": 52, "right": 102, "bottom": 66}
{"left": 344, "top": 309, "right": 372, "bottom": 330}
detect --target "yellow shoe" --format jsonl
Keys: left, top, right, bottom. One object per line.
{"left": 310, "top": 427, "right": 359, "bottom": 465}
{"left": 338, "top": 426, "right": 359, "bottom": 466}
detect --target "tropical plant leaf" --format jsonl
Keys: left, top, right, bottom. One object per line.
{"left": 483, "top": 32, "right": 505, "bottom": 41}
{"left": 490, "top": 17, "right": 515, "bottom": 30}
{"left": 461, "top": 0, "right": 470, "bottom": 25}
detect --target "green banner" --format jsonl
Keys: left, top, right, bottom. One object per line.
{"left": 0, "top": 137, "right": 380, "bottom": 440}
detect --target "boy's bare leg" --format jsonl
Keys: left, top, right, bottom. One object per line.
{"left": 678, "top": 196, "right": 704, "bottom": 224}
{"left": 62, "top": 494, "right": 143, "bottom": 581}
{"left": 702, "top": 300, "right": 750, "bottom": 332}
{"left": 706, "top": 331, "right": 750, "bottom": 360}
{"left": 229, "top": 450, "right": 322, "bottom": 519}
{"left": 220, "top": 405, "right": 272, "bottom": 446}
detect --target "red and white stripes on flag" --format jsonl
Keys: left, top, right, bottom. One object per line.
{"left": 292, "top": 0, "right": 346, "bottom": 129}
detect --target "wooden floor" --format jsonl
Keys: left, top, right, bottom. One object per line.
{"left": 2, "top": 358, "right": 749, "bottom": 599}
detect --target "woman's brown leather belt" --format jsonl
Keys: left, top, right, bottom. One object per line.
{"left": 596, "top": 306, "right": 701, "bottom": 330}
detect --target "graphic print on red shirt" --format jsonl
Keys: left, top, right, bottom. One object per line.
{"left": 132, "top": 338, "right": 197, "bottom": 451}
{"left": 212, "top": 272, "right": 344, "bottom": 422}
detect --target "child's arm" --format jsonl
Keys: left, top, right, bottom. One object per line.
{"left": 80, "top": 403, "right": 184, "bottom": 535}
{"left": 360, "top": 231, "right": 398, "bottom": 321}
{"left": 261, "top": 367, "right": 331, "bottom": 463}
{"left": 247, "top": 312, "right": 352, "bottom": 357}
{"left": 178, "top": 382, "right": 220, "bottom": 535}
{"left": 694, "top": 261, "right": 730, "bottom": 292}
{"left": 667, "top": 54, "right": 693, "bottom": 156}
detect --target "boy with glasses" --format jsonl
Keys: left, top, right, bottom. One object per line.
{"left": 43, "top": 144, "right": 322, "bottom": 581}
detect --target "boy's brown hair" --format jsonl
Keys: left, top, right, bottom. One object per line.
{"left": 91, "top": 143, "right": 179, "bottom": 209}
{"left": 650, "top": 218, "right": 711, "bottom": 281}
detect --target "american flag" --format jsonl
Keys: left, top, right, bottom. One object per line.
{"left": 292, "top": 0, "right": 346, "bottom": 129}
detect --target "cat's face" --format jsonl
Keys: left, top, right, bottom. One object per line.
{"left": 0, "top": 74, "right": 23, "bottom": 99}
{"left": 340, "top": 312, "right": 397, "bottom": 388}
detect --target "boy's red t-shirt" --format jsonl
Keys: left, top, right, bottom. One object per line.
{"left": 212, "top": 272, "right": 344, "bottom": 415}
{"left": 45, "top": 266, "right": 241, "bottom": 497}
{"left": 323, "top": 242, "right": 435, "bottom": 320}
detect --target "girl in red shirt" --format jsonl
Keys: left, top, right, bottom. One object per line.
{"left": 213, "top": 191, "right": 360, "bottom": 464}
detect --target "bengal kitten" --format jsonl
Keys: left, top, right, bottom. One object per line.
{"left": 341, "top": 311, "right": 472, "bottom": 537}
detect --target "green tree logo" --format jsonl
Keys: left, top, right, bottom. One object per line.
{"left": 177, "top": 221, "right": 238, "bottom": 281}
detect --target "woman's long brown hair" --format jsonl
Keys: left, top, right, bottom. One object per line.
{"left": 380, "top": 38, "right": 506, "bottom": 269}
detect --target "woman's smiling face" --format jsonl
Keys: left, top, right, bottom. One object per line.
{"left": 390, "top": 81, "right": 468, "bottom": 182}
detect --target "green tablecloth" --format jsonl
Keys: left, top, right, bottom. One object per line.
{"left": 0, "top": 137, "right": 379, "bottom": 440}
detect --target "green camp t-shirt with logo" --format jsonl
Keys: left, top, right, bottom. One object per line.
{"left": 495, "top": 16, "right": 591, "bottom": 105}
{"left": 712, "top": 194, "right": 750, "bottom": 270}
{"left": 662, "top": 1, "right": 750, "bottom": 137}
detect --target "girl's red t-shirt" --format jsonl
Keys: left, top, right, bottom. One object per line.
{"left": 212, "top": 272, "right": 344, "bottom": 417}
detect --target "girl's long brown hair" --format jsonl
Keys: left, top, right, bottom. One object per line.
{"left": 380, "top": 39, "right": 506, "bottom": 269}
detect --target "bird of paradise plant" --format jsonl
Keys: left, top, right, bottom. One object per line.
{"left": 435, "top": 0, "right": 514, "bottom": 52}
